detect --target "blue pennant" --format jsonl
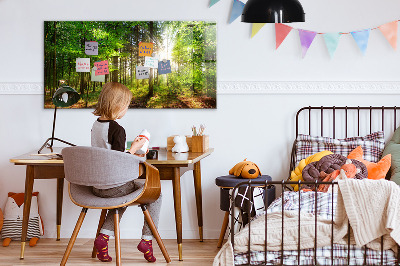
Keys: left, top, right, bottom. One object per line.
{"left": 351, "top": 29, "right": 371, "bottom": 55}
{"left": 229, "top": 0, "right": 245, "bottom": 23}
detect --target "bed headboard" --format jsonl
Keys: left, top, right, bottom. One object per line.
{"left": 290, "top": 106, "right": 400, "bottom": 178}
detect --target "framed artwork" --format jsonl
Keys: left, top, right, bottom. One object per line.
{"left": 44, "top": 21, "right": 217, "bottom": 109}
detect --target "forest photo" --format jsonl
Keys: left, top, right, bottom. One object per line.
{"left": 44, "top": 21, "right": 217, "bottom": 109}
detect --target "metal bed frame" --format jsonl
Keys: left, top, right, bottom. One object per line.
{"left": 230, "top": 106, "right": 400, "bottom": 266}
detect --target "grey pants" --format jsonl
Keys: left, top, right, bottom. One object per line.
{"left": 92, "top": 180, "right": 162, "bottom": 240}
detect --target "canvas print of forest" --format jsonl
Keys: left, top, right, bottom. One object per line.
{"left": 44, "top": 21, "right": 217, "bottom": 109}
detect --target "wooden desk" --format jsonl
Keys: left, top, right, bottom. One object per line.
{"left": 147, "top": 148, "right": 213, "bottom": 260}
{"left": 9, "top": 148, "right": 64, "bottom": 259}
{"left": 10, "top": 147, "right": 213, "bottom": 261}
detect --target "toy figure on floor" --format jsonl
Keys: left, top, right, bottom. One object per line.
{"left": 1, "top": 192, "right": 44, "bottom": 247}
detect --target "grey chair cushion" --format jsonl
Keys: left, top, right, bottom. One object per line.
{"left": 62, "top": 146, "right": 145, "bottom": 188}
{"left": 69, "top": 180, "right": 145, "bottom": 208}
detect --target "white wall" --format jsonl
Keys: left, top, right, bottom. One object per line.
{"left": 1, "top": 0, "right": 400, "bottom": 240}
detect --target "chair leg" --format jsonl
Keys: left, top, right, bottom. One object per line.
{"left": 114, "top": 209, "right": 121, "bottom": 266}
{"left": 60, "top": 208, "right": 88, "bottom": 266}
{"left": 141, "top": 205, "right": 171, "bottom": 263}
{"left": 92, "top": 209, "right": 108, "bottom": 258}
{"left": 217, "top": 211, "right": 230, "bottom": 248}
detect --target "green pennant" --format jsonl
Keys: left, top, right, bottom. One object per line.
{"left": 209, "top": 0, "right": 220, "bottom": 7}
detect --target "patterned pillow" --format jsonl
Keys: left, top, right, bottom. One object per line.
{"left": 294, "top": 131, "right": 385, "bottom": 166}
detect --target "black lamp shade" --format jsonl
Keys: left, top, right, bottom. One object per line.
{"left": 52, "top": 85, "right": 80, "bottom": 108}
{"left": 241, "top": 0, "right": 305, "bottom": 23}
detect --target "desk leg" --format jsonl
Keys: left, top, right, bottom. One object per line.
{"left": 172, "top": 167, "right": 183, "bottom": 261}
{"left": 193, "top": 161, "right": 203, "bottom": 242}
{"left": 56, "top": 178, "right": 64, "bottom": 241}
{"left": 20, "top": 165, "right": 35, "bottom": 259}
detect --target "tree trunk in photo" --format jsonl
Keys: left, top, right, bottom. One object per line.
{"left": 135, "top": 25, "right": 139, "bottom": 90}
{"left": 80, "top": 72, "right": 85, "bottom": 96}
{"left": 130, "top": 34, "right": 133, "bottom": 86}
{"left": 60, "top": 56, "right": 64, "bottom": 84}
{"left": 123, "top": 58, "right": 126, "bottom": 84}
{"left": 52, "top": 21, "right": 57, "bottom": 96}
{"left": 44, "top": 56, "right": 48, "bottom": 92}
{"left": 156, "top": 71, "right": 159, "bottom": 86}
{"left": 112, "top": 55, "right": 119, "bottom": 82}
{"left": 118, "top": 56, "right": 122, "bottom": 83}
{"left": 68, "top": 58, "right": 72, "bottom": 85}
{"left": 148, "top": 21, "right": 154, "bottom": 98}
{"left": 85, "top": 72, "right": 89, "bottom": 107}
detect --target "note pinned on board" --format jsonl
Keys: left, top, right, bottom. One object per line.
{"left": 91, "top": 67, "right": 105, "bottom": 82}
{"left": 76, "top": 58, "right": 90, "bottom": 72}
{"left": 139, "top": 42, "right": 154, "bottom": 56}
{"left": 158, "top": 60, "right": 172, "bottom": 75}
{"left": 94, "top": 60, "right": 109, "bottom": 76}
{"left": 136, "top": 66, "right": 150, "bottom": 79}
{"left": 144, "top": 56, "right": 159, "bottom": 68}
{"left": 85, "top": 41, "right": 98, "bottom": 55}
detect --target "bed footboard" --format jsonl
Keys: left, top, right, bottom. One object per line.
{"left": 230, "top": 180, "right": 400, "bottom": 266}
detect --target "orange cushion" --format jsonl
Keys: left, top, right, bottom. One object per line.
{"left": 347, "top": 146, "right": 391, "bottom": 180}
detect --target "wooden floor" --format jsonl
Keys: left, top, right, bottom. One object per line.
{"left": 0, "top": 239, "right": 221, "bottom": 265}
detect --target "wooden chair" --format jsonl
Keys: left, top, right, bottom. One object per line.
{"left": 60, "top": 146, "right": 171, "bottom": 265}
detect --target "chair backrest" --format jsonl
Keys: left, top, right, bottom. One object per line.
{"left": 62, "top": 146, "right": 145, "bottom": 187}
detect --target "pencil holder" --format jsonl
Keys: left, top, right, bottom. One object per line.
{"left": 191, "top": 135, "right": 209, "bottom": 153}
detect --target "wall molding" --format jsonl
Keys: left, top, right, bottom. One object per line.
{"left": 218, "top": 81, "right": 400, "bottom": 94}
{"left": 0, "top": 83, "right": 43, "bottom": 94}
{"left": 1, "top": 81, "right": 400, "bottom": 95}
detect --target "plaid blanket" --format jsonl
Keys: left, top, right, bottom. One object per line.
{"left": 235, "top": 244, "right": 397, "bottom": 265}
{"left": 234, "top": 191, "right": 397, "bottom": 265}
{"left": 266, "top": 190, "right": 336, "bottom": 220}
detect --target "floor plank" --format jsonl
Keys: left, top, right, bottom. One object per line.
{"left": 0, "top": 239, "right": 221, "bottom": 265}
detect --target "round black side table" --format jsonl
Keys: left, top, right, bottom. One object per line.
{"left": 215, "top": 175, "right": 275, "bottom": 248}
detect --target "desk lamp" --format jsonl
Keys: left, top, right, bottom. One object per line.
{"left": 38, "top": 85, "right": 80, "bottom": 154}
{"left": 241, "top": 0, "right": 305, "bottom": 23}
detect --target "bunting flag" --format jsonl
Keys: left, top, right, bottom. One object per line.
{"left": 275, "top": 23, "right": 293, "bottom": 49}
{"left": 251, "top": 23, "right": 266, "bottom": 38}
{"left": 323, "top": 33, "right": 341, "bottom": 58}
{"left": 378, "top": 21, "right": 398, "bottom": 50}
{"left": 209, "top": 0, "right": 220, "bottom": 7}
{"left": 229, "top": 0, "right": 245, "bottom": 24}
{"left": 298, "top": 29, "right": 317, "bottom": 58}
{"left": 351, "top": 29, "right": 370, "bottom": 55}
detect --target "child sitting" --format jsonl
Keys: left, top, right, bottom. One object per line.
{"left": 91, "top": 82, "right": 161, "bottom": 263}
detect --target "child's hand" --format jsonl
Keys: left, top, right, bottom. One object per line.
{"left": 128, "top": 137, "right": 147, "bottom": 155}
{"left": 134, "top": 148, "right": 149, "bottom": 157}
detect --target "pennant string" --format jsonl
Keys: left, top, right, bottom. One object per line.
{"left": 284, "top": 19, "right": 400, "bottom": 35}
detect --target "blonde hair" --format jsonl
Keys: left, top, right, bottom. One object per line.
{"left": 93, "top": 82, "right": 132, "bottom": 120}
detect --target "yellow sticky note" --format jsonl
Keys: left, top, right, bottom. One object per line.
{"left": 139, "top": 42, "right": 154, "bottom": 56}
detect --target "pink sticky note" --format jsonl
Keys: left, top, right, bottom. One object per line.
{"left": 94, "top": 60, "right": 109, "bottom": 76}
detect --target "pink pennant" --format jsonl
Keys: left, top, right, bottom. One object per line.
{"left": 275, "top": 24, "right": 293, "bottom": 49}
{"left": 298, "top": 29, "right": 317, "bottom": 58}
{"left": 378, "top": 21, "right": 398, "bottom": 50}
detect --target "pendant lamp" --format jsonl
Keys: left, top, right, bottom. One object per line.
{"left": 241, "top": 0, "right": 305, "bottom": 23}
{"left": 38, "top": 85, "right": 80, "bottom": 154}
